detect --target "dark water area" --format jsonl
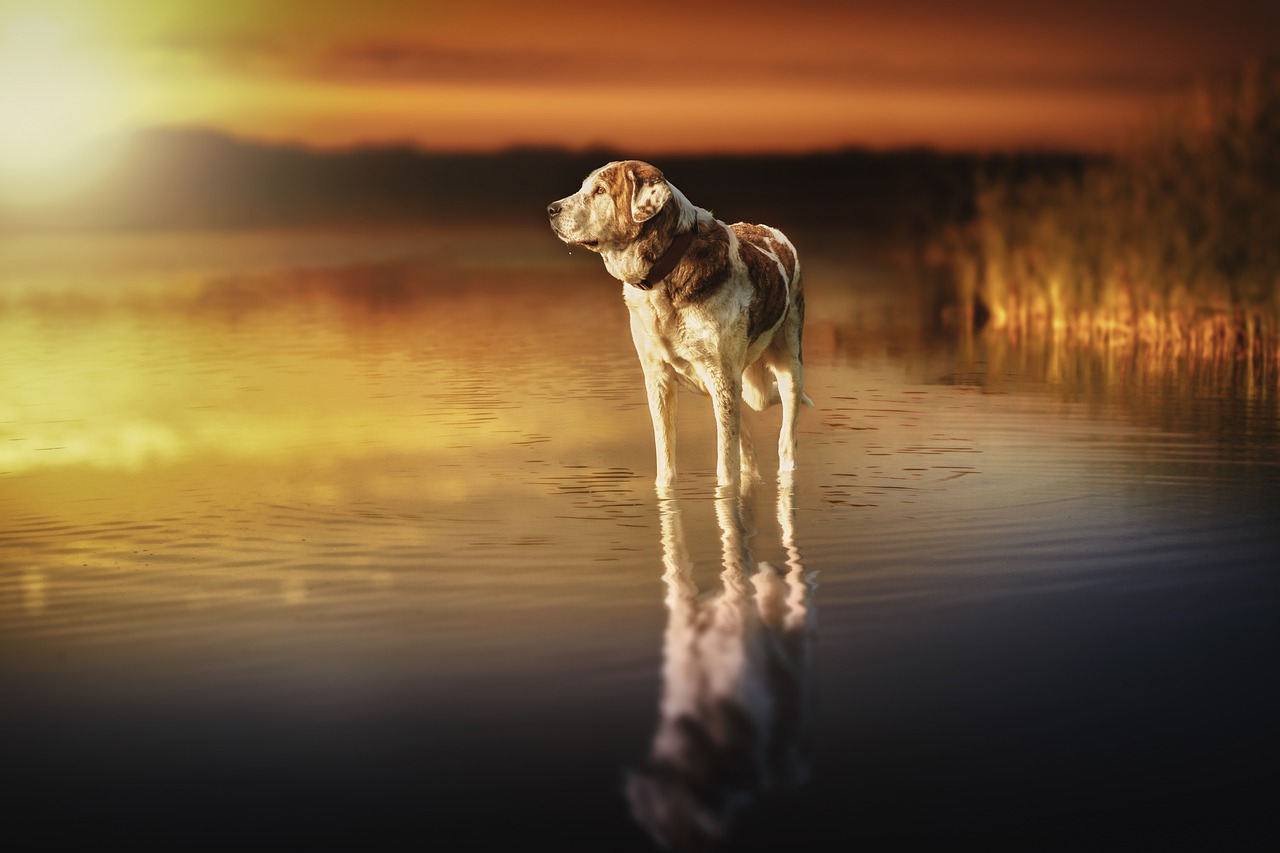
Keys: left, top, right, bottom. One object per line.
{"left": 1, "top": 225, "right": 1277, "bottom": 851}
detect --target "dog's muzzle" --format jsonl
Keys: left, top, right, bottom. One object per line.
{"left": 547, "top": 200, "right": 598, "bottom": 249}
{"left": 547, "top": 201, "right": 567, "bottom": 240}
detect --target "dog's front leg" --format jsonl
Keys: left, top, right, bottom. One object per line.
{"left": 642, "top": 362, "right": 679, "bottom": 488}
{"left": 706, "top": 367, "right": 743, "bottom": 491}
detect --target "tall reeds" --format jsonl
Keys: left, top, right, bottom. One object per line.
{"left": 943, "top": 59, "right": 1280, "bottom": 383}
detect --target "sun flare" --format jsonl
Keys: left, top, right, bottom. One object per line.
{"left": 0, "top": 12, "right": 126, "bottom": 205}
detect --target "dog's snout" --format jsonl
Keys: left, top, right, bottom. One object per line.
{"left": 547, "top": 202, "right": 561, "bottom": 218}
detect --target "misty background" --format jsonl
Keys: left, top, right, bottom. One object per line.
{"left": 0, "top": 127, "right": 1087, "bottom": 241}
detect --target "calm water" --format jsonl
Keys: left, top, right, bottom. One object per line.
{"left": 2, "top": 225, "right": 1277, "bottom": 851}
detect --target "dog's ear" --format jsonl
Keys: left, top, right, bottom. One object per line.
{"left": 627, "top": 163, "right": 672, "bottom": 223}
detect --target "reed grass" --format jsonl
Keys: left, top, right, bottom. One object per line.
{"left": 941, "top": 59, "right": 1280, "bottom": 388}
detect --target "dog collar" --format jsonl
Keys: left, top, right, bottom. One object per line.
{"left": 631, "top": 217, "right": 698, "bottom": 290}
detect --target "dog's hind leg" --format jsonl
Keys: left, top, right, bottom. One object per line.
{"left": 767, "top": 338, "right": 811, "bottom": 475}
{"left": 774, "top": 362, "right": 802, "bottom": 473}
{"left": 769, "top": 274, "right": 813, "bottom": 475}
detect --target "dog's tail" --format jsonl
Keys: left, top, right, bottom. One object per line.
{"left": 742, "top": 361, "right": 779, "bottom": 412}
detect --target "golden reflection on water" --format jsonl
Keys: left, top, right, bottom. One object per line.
{"left": 2, "top": 224, "right": 1273, "bottom": 678}
{"left": 0, "top": 227, "right": 640, "bottom": 483}
{"left": 958, "top": 324, "right": 1280, "bottom": 402}
{"left": 0, "top": 227, "right": 672, "bottom": 674}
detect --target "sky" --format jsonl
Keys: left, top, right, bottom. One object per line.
{"left": 1, "top": 0, "right": 1279, "bottom": 198}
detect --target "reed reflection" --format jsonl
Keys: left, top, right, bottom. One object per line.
{"left": 627, "top": 480, "right": 816, "bottom": 852}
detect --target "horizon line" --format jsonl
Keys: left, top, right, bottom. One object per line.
{"left": 114, "top": 123, "right": 1109, "bottom": 161}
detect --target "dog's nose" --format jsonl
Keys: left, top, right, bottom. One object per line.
{"left": 547, "top": 202, "right": 560, "bottom": 218}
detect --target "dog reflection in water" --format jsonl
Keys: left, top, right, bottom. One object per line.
{"left": 627, "top": 481, "right": 816, "bottom": 852}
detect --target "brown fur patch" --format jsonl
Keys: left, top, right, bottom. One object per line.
{"left": 599, "top": 162, "right": 629, "bottom": 196}
{"left": 599, "top": 160, "right": 668, "bottom": 239}
{"left": 770, "top": 237, "right": 797, "bottom": 279}
{"left": 732, "top": 224, "right": 789, "bottom": 341}
{"left": 595, "top": 163, "right": 634, "bottom": 235}
{"left": 623, "top": 161, "right": 667, "bottom": 222}
{"left": 622, "top": 160, "right": 664, "bottom": 186}
{"left": 732, "top": 223, "right": 796, "bottom": 279}
{"left": 732, "top": 223, "right": 772, "bottom": 246}
{"left": 668, "top": 220, "right": 731, "bottom": 305}
{"left": 632, "top": 202, "right": 679, "bottom": 267}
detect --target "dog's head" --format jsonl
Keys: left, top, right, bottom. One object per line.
{"left": 547, "top": 160, "right": 673, "bottom": 253}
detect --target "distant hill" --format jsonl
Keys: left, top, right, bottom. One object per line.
{"left": 0, "top": 127, "right": 1094, "bottom": 236}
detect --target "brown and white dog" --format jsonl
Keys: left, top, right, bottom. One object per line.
{"left": 547, "top": 160, "right": 812, "bottom": 490}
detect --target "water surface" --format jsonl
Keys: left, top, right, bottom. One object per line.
{"left": 2, "top": 226, "right": 1277, "bottom": 850}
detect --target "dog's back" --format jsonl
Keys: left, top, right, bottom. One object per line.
{"left": 727, "top": 223, "right": 811, "bottom": 413}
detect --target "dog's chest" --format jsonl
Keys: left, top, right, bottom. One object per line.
{"left": 626, "top": 290, "right": 740, "bottom": 379}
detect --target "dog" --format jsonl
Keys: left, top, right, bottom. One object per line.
{"left": 548, "top": 160, "right": 812, "bottom": 490}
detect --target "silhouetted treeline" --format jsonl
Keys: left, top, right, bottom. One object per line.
{"left": 0, "top": 127, "right": 1092, "bottom": 240}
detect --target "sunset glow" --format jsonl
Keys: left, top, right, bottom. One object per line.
{"left": 0, "top": 10, "right": 131, "bottom": 203}
{"left": 0, "top": 0, "right": 1278, "bottom": 159}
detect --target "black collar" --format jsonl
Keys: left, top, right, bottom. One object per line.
{"left": 630, "top": 217, "right": 698, "bottom": 290}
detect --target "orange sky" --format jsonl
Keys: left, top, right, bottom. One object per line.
{"left": 2, "top": 0, "right": 1279, "bottom": 159}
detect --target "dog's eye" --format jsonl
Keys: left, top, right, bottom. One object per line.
{"left": 593, "top": 185, "right": 606, "bottom": 196}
